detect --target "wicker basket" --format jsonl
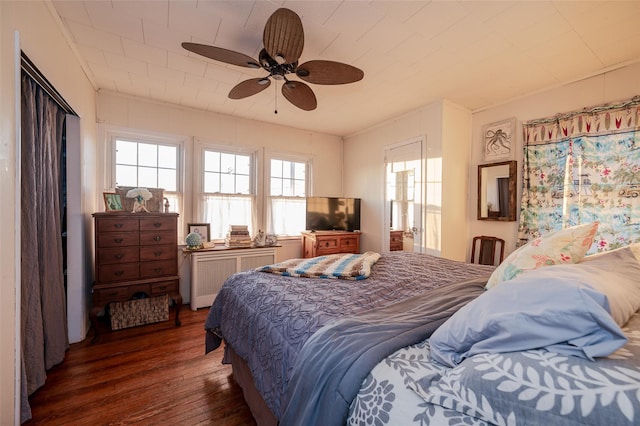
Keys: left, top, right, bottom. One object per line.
{"left": 109, "top": 294, "right": 169, "bottom": 330}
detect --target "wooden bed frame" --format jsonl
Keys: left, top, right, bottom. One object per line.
{"left": 225, "top": 345, "right": 277, "bottom": 426}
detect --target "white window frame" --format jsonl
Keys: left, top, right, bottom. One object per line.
{"left": 103, "top": 126, "right": 187, "bottom": 239}
{"left": 265, "top": 152, "right": 312, "bottom": 237}
{"left": 194, "top": 140, "right": 259, "bottom": 240}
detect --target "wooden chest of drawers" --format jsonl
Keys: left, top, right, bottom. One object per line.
{"left": 390, "top": 230, "right": 404, "bottom": 251}
{"left": 301, "top": 231, "right": 361, "bottom": 258}
{"left": 91, "top": 212, "right": 182, "bottom": 341}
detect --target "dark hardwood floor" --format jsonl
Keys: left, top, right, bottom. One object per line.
{"left": 24, "top": 307, "right": 257, "bottom": 425}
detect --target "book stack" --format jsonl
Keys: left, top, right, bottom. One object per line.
{"left": 225, "top": 225, "right": 252, "bottom": 247}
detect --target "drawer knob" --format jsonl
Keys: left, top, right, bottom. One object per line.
{"left": 115, "top": 253, "right": 124, "bottom": 259}
{"left": 154, "top": 251, "right": 163, "bottom": 257}
{"left": 114, "top": 270, "right": 124, "bottom": 276}
{"left": 154, "top": 236, "right": 162, "bottom": 242}
{"left": 114, "top": 223, "right": 123, "bottom": 229}
{"left": 114, "top": 238, "right": 123, "bottom": 243}
{"left": 154, "top": 268, "right": 162, "bottom": 273}
{"left": 153, "top": 222, "right": 162, "bottom": 228}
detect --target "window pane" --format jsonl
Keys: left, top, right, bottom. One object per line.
{"left": 293, "top": 180, "right": 305, "bottom": 197}
{"left": 116, "top": 140, "right": 137, "bottom": 165}
{"left": 236, "top": 154, "right": 250, "bottom": 175}
{"left": 267, "top": 158, "right": 307, "bottom": 235}
{"left": 204, "top": 151, "right": 220, "bottom": 172}
{"left": 282, "top": 161, "right": 293, "bottom": 179}
{"left": 269, "top": 197, "right": 305, "bottom": 235}
{"left": 236, "top": 175, "right": 250, "bottom": 194}
{"left": 271, "top": 177, "right": 282, "bottom": 196}
{"left": 203, "top": 194, "right": 253, "bottom": 239}
{"left": 158, "top": 145, "right": 176, "bottom": 168}
{"left": 221, "top": 173, "right": 234, "bottom": 193}
{"left": 282, "top": 178, "right": 293, "bottom": 196}
{"left": 271, "top": 159, "right": 283, "bottom": 178}
{"left": 220, "top": 153, "right": 236, "bottom": 174}
{"left": 138, "top": 166, "right": 158, "bottom": 187}
{"left": 116, "top": 164, "right": 138, "bottom": 187}
{"left": 158, "top": 169, "right": 176, "bottom": 191}
{"left": 139, "top": 143, "right": 158, "bottom": 167}
{"left": 115, "top": 139, "right": 178, "bottom": 195}
{"left": 204, "top": 171, "right": 220, "bottom": 193}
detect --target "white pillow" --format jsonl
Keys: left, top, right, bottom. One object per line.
{"left": 582, "top": 242, "right": 640, "bottom": 262}
{"left": 578, "top": 245, "right": 640, "bottom": 326}
{"left": 485, "top": 222, "right": 598, "bottom": 289}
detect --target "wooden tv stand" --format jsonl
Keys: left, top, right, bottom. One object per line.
{"left": 301, "top": 231, "right": 361, "bottom": 258}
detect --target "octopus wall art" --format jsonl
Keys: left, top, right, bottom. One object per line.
{"left": 483, "top": 118, "right": 516, "bottom": 162}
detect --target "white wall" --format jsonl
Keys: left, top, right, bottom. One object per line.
{"left": 469, "top": 62, "right": 640, "bottom": 258}
{"left": 343, "top": 99, "right": 472, "bottom": 260}
{"left": 96, "top": 91, "right": 344, "bottom": 200}
{"left": 343, "top": 101, "right": 442, "bottom": 253}
{"left": 96, "top": 92, "right": 344, "bottom": 302}
{"left": 1, "top": 1, "right": 98, "bottom": 423}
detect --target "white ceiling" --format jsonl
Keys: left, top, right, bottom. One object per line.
{"left": 50, "top": 0, "right": 640, "bottom": 137}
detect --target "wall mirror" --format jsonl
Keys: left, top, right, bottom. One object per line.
{"left": 478, "top": 160, "right": 517, "bottom": 221}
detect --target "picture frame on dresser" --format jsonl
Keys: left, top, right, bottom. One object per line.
{"left": 103, "top": 193, "right": 123, "bottom": 212}
{"left": 187, "top": 223, "right": 210, "bottom": 243}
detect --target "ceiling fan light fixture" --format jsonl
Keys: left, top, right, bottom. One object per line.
{"left": 247, "top": 62, "right": 261, "bottom": 69}
{"left": 275, "top": 54, "right": 286, "bottom": 64}
{"left": 258, "top": 77, "right": 270, "bottom": 85}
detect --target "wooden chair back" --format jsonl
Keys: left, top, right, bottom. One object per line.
{"left": 471, "top": 236, "right": 505, "bottom": 266}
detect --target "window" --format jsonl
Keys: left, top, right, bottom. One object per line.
{"left": 267, "top": 157, "right": 308, "bottom": 236}
{"left": 200, "top": 148, "right": 255, "bottom": 240}
{"left": 113, "top": 137, "right": 181, "bottom": 214}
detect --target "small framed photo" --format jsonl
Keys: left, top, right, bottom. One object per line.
{"left": 187, "top": 223, "right": 210, "bottom": 242}
{"left": 482, "top": 117, "right": 516, "bottom": 163}
{"left": 103, "top": 193, "right": 124, "bottom": 212}
{"left": 265, "top": 234, "right": 278, "bottom": 246}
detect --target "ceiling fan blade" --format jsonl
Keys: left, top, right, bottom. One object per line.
{"left": 182, "top": 42, "right": 260, "bottom": 68}
{"left": 229, "top": 78, "right": 271, "bottom": 99}
{"left": 296, "top": 60, "right": 364, "bottom": 85}
{"left": 263, "top": 8, "right": 304, "bottom": 65}
{"left": 282, "top": 81, "right": 317, "bottom": 111}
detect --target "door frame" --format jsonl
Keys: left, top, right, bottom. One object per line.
{"left": 382, "top": 135, "right": 426, "bottom": 253}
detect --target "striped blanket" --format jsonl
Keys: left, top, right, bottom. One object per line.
{"left": 256, "top": 251, "right": 381, "bottom": 280}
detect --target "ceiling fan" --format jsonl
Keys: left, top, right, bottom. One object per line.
{"left": 182, "top": 8, "right": 364, "bottom": 111}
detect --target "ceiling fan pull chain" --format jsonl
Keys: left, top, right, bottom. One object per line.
{"left": 274, "top": 81, "right": 278, "bottom": 114}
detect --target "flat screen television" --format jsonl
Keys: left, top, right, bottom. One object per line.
{"left": 305, "top": 196, "right": 361, "bottom": 231}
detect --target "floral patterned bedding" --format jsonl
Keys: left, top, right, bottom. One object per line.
{"left": 349, "top": 310, "right": 640, "bottom": 425}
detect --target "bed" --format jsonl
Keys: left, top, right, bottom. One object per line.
{"left": 205, "top": 225, "right": 640, "bottom": 425}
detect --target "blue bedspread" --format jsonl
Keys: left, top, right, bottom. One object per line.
{"left": 279, "top": 277, "right": 488, "bottom": 426}
{"left": 204, "top": 251, "right": 495, "bottom": 419}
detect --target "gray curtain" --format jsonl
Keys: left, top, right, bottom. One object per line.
{"left": 20, "top": 72, "right": 68, "bottom": 422}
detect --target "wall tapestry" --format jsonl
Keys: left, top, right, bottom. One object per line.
{"left": 518, "top": 96, "right": 640, "bottom": 253}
